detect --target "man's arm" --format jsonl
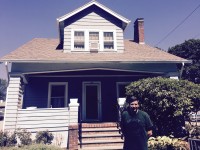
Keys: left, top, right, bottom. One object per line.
{"left": 144, "top": 112, "right": 153, "bottom": 137}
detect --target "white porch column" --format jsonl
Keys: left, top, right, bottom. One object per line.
{"left": 118, "top": 97, "right": 126, "bottom": 108}
{"left": 68, "top": 98, "right": 79, "bottom": 150}
{"left": 3, "top": 77, "right": 23, "bottom": 132}
{"left": 69, "top": 98, "right": 79, "bottom": 124}
{"left": 170, "top": 76, "right": 179, "bottom": 80}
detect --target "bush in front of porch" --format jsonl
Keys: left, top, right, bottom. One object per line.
{"left": 0, "top": 129, "right": 60, "bottom": 149}
{"left": 126, "top": 77, "right": 200, "bottom": 137}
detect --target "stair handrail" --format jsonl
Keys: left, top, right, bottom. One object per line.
{"left": 117, "top": 97, "right": 126, "bottom": 139}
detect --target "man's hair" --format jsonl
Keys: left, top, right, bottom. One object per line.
{"left": 127, "top": 96, "right": 139, "bottom": 104}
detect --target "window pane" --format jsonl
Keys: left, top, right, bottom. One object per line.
{"left": 89, "top": 32, "right": 99, "bottom": 40}
{"left": 50, "top": 85, "right": 65, "bottom": 108}
{"left": 104, "top": 32, "right": 114, "bottom": 49}
{"left": 118, "top": 84, "right": 129, "bottom": 98}
{"left": 104, "top": 32, "right": 113, "bottom": 40}
{"left": 74, "top": 31, "right": 84, "bottom": 49}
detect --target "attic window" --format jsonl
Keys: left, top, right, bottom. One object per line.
{"left": 89, "top": 32, "right": 99, "bottom": 51}
{"left": 74, "top": 31, "right": 85, "bottom": 49}
{"left": 71, "top": 30, "right": 116, "bottom": 52}
{"left": 104, "top": 32, "right": 114, "bottom": 49}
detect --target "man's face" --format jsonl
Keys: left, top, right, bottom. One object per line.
{"left": 130, "top": 100, "right": 139, "bottom": 112}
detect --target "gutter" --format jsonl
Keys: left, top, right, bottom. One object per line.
{"left": 0, "top": 60, "right": 191, "bottom": 64}
{"left": 5, "top": 61, "right": 9, "bottom": 83}
{"left": 180, "top": 62, "right": 185, "bottom": 79}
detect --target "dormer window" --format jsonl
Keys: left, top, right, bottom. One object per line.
{"left": 89, "top": 32, "right": 99, "bottom": 51}
{"left": 72, "top": 30, "right": 116, "bottom": 52}
{"left": 74, "top": 31, "right": 85, "bottom": 49}
{"left": 104, "top": 32, "right": 114, "bottom": 50}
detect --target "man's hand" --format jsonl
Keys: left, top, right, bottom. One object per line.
{"left": 147, "top": 130, "right": 152, "bottom": 137}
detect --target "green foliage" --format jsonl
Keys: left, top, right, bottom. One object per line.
{"left": 168, "top": 39, "right": 200, "bottom": 83}
{"left": 126, "top": 77, "right": 200, "bottom": 136}
{"left": 35, "top": 130, "right": 54, "bottom": 145}
{"left": 185, "top": 123, "right": 200, "bottom": 139}
{"left": 0, "top": 129, "right": 57, "bottom": 149}
{"left": 148, "top": 136, "right": 189, "bottom": 150}
{"left": 0, "top": 130, "right": 17, "bottom": 147}
{"left": 0, "top": 79, "right": 7, "bottom": 100}
{"left": 16, "top": 129, "right": 32, "bottom": 146}
{"left": 0, "top": 144, "right": 63, "bottom": 150}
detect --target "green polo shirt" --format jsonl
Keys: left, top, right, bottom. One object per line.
{"left": 121, "top": 109, "right": 153, "bottom": 150}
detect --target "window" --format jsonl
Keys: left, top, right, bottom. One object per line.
{"left": 89, "top": 32, "right": 99, "bottom": 50}
{"left": 116, "top": 82, "right": 130, "bottom": 99}
{"left": 74, "top": 31, "right": 84, "bottom": 49}
{"left": 72, "top": 30, "right": 116, "bottom": 51}
{"left": 104, "top": 32, "right": 114, "bottom": 49}
{"left": 48, "top": 83, "right": 68, "bottom": 108}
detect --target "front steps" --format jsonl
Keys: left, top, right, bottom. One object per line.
{"left": 79, "top": 122, "right": 124, "bottom": 150}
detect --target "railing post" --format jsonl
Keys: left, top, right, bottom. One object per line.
{"left": 68, "top": 98, "right": 79, "bottom": 150}
{"left": 118, "top": 97, "right": 126, "bottom": 109}
{"left": 117, "top": 98, "right": 126, "bottom": 134}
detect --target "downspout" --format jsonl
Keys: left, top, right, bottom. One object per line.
{"left": 180, "top": 62, "right": 185, "bottom": 79}
{"left": 5, "top": 62, "right": 9, "bottom": 84}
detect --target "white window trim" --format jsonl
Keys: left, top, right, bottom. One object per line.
{"left": 71, "top": 29, "right": 117, "bottom": 52}
{"left": 48, "top": 82, "right": 68, "bottom": 108}
{"left": 103, "top": 30, "right": 117, "bottom": 51}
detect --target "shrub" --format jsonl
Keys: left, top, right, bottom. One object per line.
{"left": 0, "top": 143, "right": 63, "bottom": 150}
{"left": 35, "top": 130, "right": 54, "bottom": 145}
{"left": 0, "top": 130, "right": 17, "bottom": 147}
{"left": 148, "top": 136, "right": 189, "bottom": 150}
{"left": 126, "top": 77, "right": 200, "bottom": 137}
{"left": 185, "top": 123, "right": 200, "bottom": 139}
{"left": 16, "top": 129, "right": 32, "bottom": 146}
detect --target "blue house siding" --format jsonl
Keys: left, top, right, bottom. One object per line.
{"left": 23, "top": 70, "right": 159, "bottom": 121}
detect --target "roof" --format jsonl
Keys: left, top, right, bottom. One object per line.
{"left": 57, "top": 0, "right": 130, "bottom": 25}
{"left": 0, "top": 38, "right": 189, "bottom": 63}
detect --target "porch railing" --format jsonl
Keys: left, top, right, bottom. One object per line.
{"left": 16, "top": 107, "right": 70, "bottom": 132}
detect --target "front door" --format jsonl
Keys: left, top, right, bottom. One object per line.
{"left": 83, "top": 82, "right": 101, "bottom": 122}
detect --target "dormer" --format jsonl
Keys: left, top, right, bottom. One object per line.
{"left": 57, "top": 0, "right": 130, "bottom": 53}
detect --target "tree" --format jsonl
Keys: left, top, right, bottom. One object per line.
{"left": 126, "top": 77, "right": 200, "bottom": 137}
{"left": 168, "top": 39, "right": 200, "bottom": 83}
{"left": 0, "top": 78, "right": 7, "bottom": 100}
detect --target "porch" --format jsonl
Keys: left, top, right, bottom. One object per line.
{"left": 3, "top": 76, "right": 126, "bottom": 149}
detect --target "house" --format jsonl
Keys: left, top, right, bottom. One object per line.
{"left": 0, "top": 0, "right": 189, "bottom": 149}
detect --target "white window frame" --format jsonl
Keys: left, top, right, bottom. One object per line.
{"left": 71, "top": 29, "right": 117, "bottom": 52}
{"left": 74, "top": 31, "right": 85, "bottom": 50}
{"left": 48, "top": 82, "right": 68, "bottom": 108}
{"left": 103, "top": 31, "right": 115, "bottom": 50}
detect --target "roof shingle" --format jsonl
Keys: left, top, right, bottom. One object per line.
{"left": 0, "top": 38, "right": 188, "bottom": 63}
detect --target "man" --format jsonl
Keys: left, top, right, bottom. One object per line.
{"left": 120, "top": 96, "right": 153, "bottom": 150}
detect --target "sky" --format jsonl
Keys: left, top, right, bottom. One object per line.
{"left": 0, "top": 0, "right": 200, "bottom": 80}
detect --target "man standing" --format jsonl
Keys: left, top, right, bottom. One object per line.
{"left": 120, "top": 96, "right": 153, "bottom": 150}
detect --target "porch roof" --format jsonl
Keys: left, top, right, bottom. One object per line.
{"left": 0, "top": 38, "right": 189, "bottom": 63}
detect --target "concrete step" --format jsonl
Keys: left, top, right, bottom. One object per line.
{"left": 81, "top": 122, "right": 118, "bottom": 128}
{"left": 79, "top": 145, "right": 123, "bottom": 150}
{"left": 79, "top": 122, "right": 123, "bottom": 149}
{"left": 80, "top": 138, "right": 123, "bottom": 144}
{"left": 81, "top": 135, "right": 122, "bottom": 142}
{"left": 81, "top": 127, "right": 119, "bottom": 132}
{"left": 81, "top": 132, "right": 121, "bottom": 138}
{"left": 79, "top": 140, "right": 123, "bottom": 148}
